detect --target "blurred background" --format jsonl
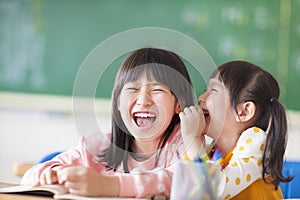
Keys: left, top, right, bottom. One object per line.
{"left": 0, "top": 0, "right": 299, "bottom": 190}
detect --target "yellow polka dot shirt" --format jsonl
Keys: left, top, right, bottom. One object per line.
{"left": 218, "top": 127, "right": 267, "bottom": 199}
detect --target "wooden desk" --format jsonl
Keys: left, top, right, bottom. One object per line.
{"left": 0, "top": 182, "right": 51, "bottom": 200}
{"left": 0, "top": 193, "right": 51, "bottom": 200}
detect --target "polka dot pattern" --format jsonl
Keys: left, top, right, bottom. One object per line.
{"left": 231, "top": 162, "right": 238, "bottom": 167}
{"left": 225, "top": 194, "right": 231, "bottom": 199}
{"left": 235, "top": 177, "right": 241, "bottom": 185}
{"left": 260, "top": 144, "right": 264, "bottom": 151}
{"left": 239, "top": 146, "right": 245, "bottom": 151}
{"left": 222, "top": 127, "right": 267, "bottom": 199}
{"left": 246, "top": 174, "right": 251, "bottom": 182}
{"left": 157, "top": 183, "right": 166, "bottom": 193}
{"left": 253, "top": 127, "right": 260, "bottom": 133}
{"left": 246, "top": 138, "right": 252, "bottom": 144}
{"left": 257, "top": 159, "right": 262, "bottom": 166}
{"left": 137, "top": 185, "right": 144, "bottom": 195}
{"left": 142, "top": 175, "right": 150, "bottom": 182}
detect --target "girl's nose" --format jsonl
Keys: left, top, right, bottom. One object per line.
{"left": 136, "top": 91, "right": 153, "bottom": 106}
{"left": 198, "top": 91, "right": 208, "bottom": 105}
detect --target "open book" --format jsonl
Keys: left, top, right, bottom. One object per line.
{"left": 0, "top": 184, "right": 151, "bottom": 200}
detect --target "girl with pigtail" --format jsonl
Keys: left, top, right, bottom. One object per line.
{"left": 180, "top": 60, "right": 293, "bottom": 199}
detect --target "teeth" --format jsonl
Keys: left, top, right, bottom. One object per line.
{"left": 203, "top": 110, "right": 209, "bottom": 116}
{"left": 134, "top": 113, "right": 156, "bottom": 118}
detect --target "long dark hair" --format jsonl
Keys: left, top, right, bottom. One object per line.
{"left": 100, "top": 48, "right": 194, "bottom": 172}
{"left": 211, "top": 60, "right": 293, "bottom": 189}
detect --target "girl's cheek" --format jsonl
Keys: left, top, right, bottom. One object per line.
{"left": 206, "top": 97, "right": 214, "bottom": 112}
{"left": 123, "top": 94, "right": 135, "bottom": 106}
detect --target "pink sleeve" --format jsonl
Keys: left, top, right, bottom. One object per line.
{"left": 20, "top": 146, "right": 87, "bottom": 185}
{"left": 20, "top": 160, "right": 62, "bottom": 185}
{"left": 21, "top": 132, "right": 110, "bottom": 185}
{"left": 117, "top": 167, "right": 173, "bottom": 198}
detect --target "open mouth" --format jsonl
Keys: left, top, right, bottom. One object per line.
{"left": 133, "top": 112, "right": 156, "bottom": 128}
{"left": 202, "top": 109, "right": 210, "bottom": 134}
{"left": 202, "top": 109, "right": 209, "bottom": 118}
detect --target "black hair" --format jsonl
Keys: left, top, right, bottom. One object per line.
{"left": 99, "top": 48, "right": 194, "bottom": 172}
{"left": 211, "top": 60, "right": 293, "bottom": 189}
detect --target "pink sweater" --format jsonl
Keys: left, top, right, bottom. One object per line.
{"left": 21, "top": 124, "right": 185, "bottom": 198}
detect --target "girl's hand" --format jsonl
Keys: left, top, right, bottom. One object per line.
{"left": 56, "top": 166, "right": 120, "bottom": 197}
{"left": 179, "top": 105, "right": 206, "bottom": 159}
{"left": 39, "top": 165, "right": 66, "bottom": 185}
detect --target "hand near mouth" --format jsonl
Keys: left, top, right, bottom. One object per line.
{"left": 179, "top": 105, "right": 207, "bottom": 160}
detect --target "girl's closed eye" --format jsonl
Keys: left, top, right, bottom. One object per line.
{"left": 127, "top": 87, "right": 138, "bottom": 91}
{"left": 152, "top": 88, "right": 165, "bottom": 93}
{"left": 125, "top": 87, "right": 138, "bottom": 92}
{"left": 207, "top": 79, "right": 224, "bottom": 94}
{"left": 124, "top": 83, "right": 139, "bottom": 92}
{"left": 204, "top": 87, "right": 217, "bottom": 95}
{"left": 210, "top": 88, "right": 218, "bottom": 93}
{"left": 152, "top": 85, "right": 169, "bottom": 93}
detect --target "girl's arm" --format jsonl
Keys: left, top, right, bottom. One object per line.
{"left": 55, "top": 165, "right": 120, "bottom": 197}
{"left": 21, "top": 159, "right": 66, "bottom": 186}
{"left": 21, "top": 131, "right": 179, "bottom": 198}
{"left": 179, "top": 105, "right": 206, "bottom": 160}
{"left": 218, "top": 127, "right": 266, "bottom": 199}
{"left": 21, "top": 146, "right": 88, "bottom": 186}
{"left": 21, "top": 133, "right": 109, "bottom": 186}
{"left": 116, "top": 167, "right": 173, "bottom": 198}
{"left": 52, "top": 162, "right": 174, "bottom": 198}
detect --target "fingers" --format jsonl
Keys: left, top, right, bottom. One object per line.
{"left": 179, "top": 105, "right": 200, "bottom": 118}
{"left": 57, "top": 167, "right": 76, "bottom": 184}
{"left": 180, "top": 105, "right": 206, "bottom": 139}
{"left": 52, "top": 165, "right": 67, "bottom": 171}
{"left": 46, "top": 170, "right": 58, "bottom": 184}
{"left": 57, "top": 165, "right": 87, "bottom": 184}
{"left": 56, "top": 166, "right": 97, "bottom": 196}
{"left": 66, "top": 182, "right": 91, "bottom": 196}
{"left": 40, "top": 169, "right": 58, "bottom": 185}
{"left": 64, "top": 181, "right": 82, "bottom": 190}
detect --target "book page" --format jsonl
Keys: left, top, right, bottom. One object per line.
{"left": 0, "top": 184, "right": 68, "bottom": 196}
{"left": 55, "top": 193, "right": 151, "bottom": 200}
{"left": 0, "top": 184, "right": 158, "bottom": 200}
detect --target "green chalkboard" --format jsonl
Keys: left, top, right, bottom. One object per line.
{"left": 0, "top": 0, "right": 299, "bottom": 110}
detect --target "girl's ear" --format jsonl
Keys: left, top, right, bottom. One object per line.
{"left": 236, "top": 101, "right": 256, "bottom": 122}
{"left": 175, "top": 101, "right": 182, "bottom": 114}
